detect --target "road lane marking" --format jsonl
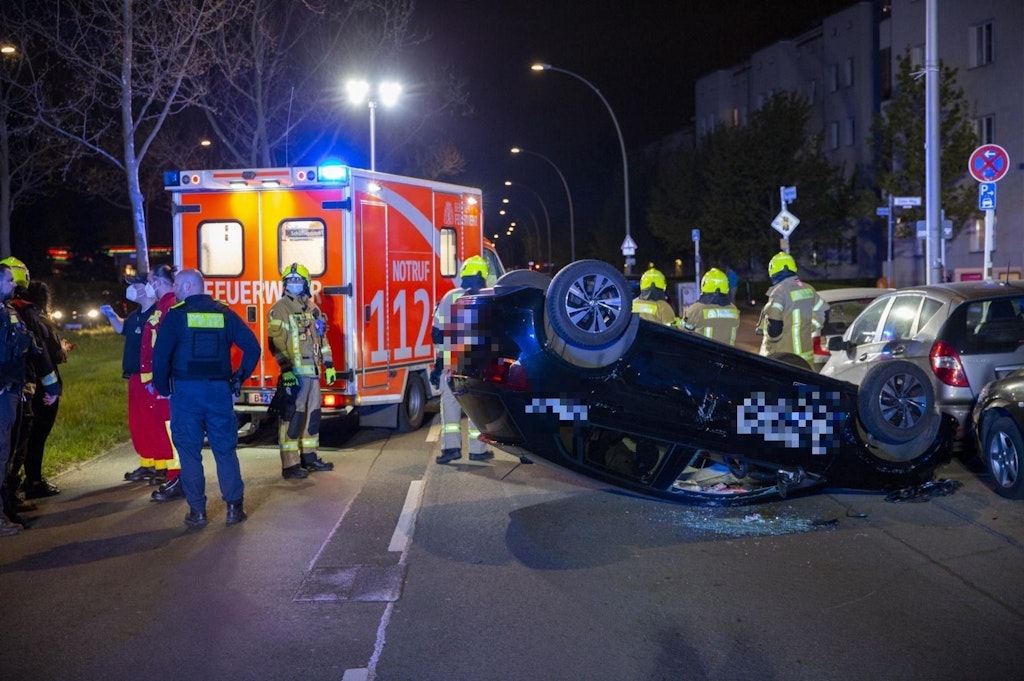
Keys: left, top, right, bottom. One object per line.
{"left": 389, "top": 480, "right": 425, "bottom": 552}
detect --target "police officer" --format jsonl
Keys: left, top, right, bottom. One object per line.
{"left": 267, "top": 262, "right": 335, "bottom": 479}
{"left": 152, "top": 269, "right": 260, "bottom": 528}
{"left": 433, "top": 255, "right": 493, "bottom": 464}
{"left": 682, "top": 268, "right": 741, "bottom": 345}
{"left": 0, "top": 263, "right": 60, "bottom": 535}
{"left": 758, "top": 252, "right": 827, "bottom": 365}
{"left": 631, "top": 267, "right": 677, "bottom": 325}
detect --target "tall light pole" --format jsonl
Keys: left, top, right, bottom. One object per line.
{"left": 345, "top": 79, "right": 401, "bottom": 172}
{"left": 510, "top": 146, "right": 575, "bottom": 261}
{"left": 531, "top": 62, "right": 632, "bottom": 272}
{"left": 504, "top": 180, "right": 551, "bottom": 268}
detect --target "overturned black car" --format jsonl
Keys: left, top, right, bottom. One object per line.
{"left": 448, "top": 260, "right": 952, "bottom": 506}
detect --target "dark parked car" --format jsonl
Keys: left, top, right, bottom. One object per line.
{"left": 447, "top": 261, "right": 952, "bottom": 506}
{"left": 972, "top": 369, "right": 1024, "bottom": 499}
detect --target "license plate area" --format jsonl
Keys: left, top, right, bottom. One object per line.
{"left": 246, "top": 390, "right": 276, "bottom": 405}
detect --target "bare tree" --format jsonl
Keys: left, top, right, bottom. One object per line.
{"left": 14, "top": 0, "right": 244, "bottom": 274}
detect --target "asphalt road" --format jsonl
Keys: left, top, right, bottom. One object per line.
{"left": 3, "top": 408, "right": 1024, "bottom": 681}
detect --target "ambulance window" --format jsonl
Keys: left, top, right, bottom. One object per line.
{"left": 280, "top": 220, "right": 326, "bottom": 276}
{"left": 198, "top": 221, "right": 244, "bottom": 276}
{"left": 440, "top": 227, "right": 457, "bottom": 277}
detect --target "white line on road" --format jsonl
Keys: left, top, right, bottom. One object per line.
{"left": 388, "top": 480, "right": 425, "bottom": 553}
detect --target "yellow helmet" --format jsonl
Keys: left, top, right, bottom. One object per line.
{"left": 701, "top": 268, "right": 729, "bottom": 294}
{"left": 0, "top": 256, "right": 29, "bottom": 288}
{"left": 460, "top": 255, "right": 489, "bottom": 279}
{"left": 640, "top": 267, "right": 666, "bottom": 291}
{"left": 281, "top": 262, "right": 311, "bottom": 287}
{"left": 768, "top": 252, "right": 797, "bottom": 277}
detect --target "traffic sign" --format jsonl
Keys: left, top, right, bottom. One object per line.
{"left": 771, "top": 209, "right": 800, "bottom": 237}
{"left": 620, "top": 234, "right": 637, "bottom": 256}
{"left": 781, "top": 186, "right": 797, "bottom": 203}
{"left": 691, "top": 228, "right": 700, "bottom": 242}
{"left": 969, "top": 144, "right": 1010, "bottom": 183}
{"left": 979, "top": 182, "right": 996, "bottom": 210}
{"left": 893, "top": 196, "right": 921, "bottom": 207}
{"left": 876, "top": 207, "right": 890, "bottom": 217}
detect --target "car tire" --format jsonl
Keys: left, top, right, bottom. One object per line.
{"left": 982, "top": 415, "right": 1024, "bottom": 499}
{"left": 857, "top": 360, "right": 936, "bottom": 444}
{"left": 397, "top": 373, "right": 426, "bottom": 433}
{"left": 769, "top": 352, "right": 811, "bottom": 371}
{"left": 496, "top": 269, "right": 551, "bottom": 290}
{"left": 545, "top": 260, "right": 632, "bottom": 349}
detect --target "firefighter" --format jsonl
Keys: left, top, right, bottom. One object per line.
{"left": 268, "top": 263, "right": 336, "bottom": 479}
{"left": 152, "top": 269, "right": 260, "bottom": 528}
{"left": 682, "top": 268, "right": 741, "bottom": 345}
{"left": 0, "top": 263, "right": 60, "bottom": 535}
{"left": 758, "top": 252, "right": 827, "bottom": 365}
{"left": 631, "top": 267, "right": 677, "bottom": 325}
{"left": 432, "top": 255, "right": 493, "bottom": 464}
{"left": 138, "top": 265, "right": 184, "bottom": 501}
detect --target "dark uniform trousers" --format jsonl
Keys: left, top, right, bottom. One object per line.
{"left": 169, "top": 379, "right": 243, "bottom": 508}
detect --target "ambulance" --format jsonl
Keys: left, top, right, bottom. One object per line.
{"left": 163, "top": 163, "right": 503, "bottom": 432}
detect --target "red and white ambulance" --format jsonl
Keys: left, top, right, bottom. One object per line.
{"left": 164, "top": 163, "right": 502, "bottom": 431}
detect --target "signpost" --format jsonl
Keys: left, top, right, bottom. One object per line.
{"left": 692, "top": 228, "right": 701, "bottom": 289}
{"left": 620, "top": 234, "right": 637, "bottom": 273}
{"left": 877, "top": 195, "right": 920, "bottom": 287}
{"left": 968, "top": 144, "right": 1010, "bottom": 280}
{"left": 773, "top": 185, "right": 799, "bottom": 253}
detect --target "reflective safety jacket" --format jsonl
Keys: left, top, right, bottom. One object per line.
{"left": 632, "top": 297, "right": 677, "bottom": 326}
{"left": 683, "top": 300, "right": 740, "bottom": 345}
{"left": 759, "top": 276, "right": 827, "bottom": 362}
{"left": 268, "top": 293, "right": 333, "bottom": 377}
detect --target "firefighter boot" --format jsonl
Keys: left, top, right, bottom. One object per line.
{"left": 435, "top": 448, "right": 462, "bottom": 464}
{"left": 301, "top": 452, "right": 334, "bottom": 472}
{"left": 281, "top": 464, "right": 309, "bottom": 479}
{"left": 225, "top": 500, "right": 247, "bottom": 526}
{"left": 183, "top": 507, "right": 208, "bottom": 529}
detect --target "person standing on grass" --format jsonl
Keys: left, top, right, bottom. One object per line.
{"left": 101, "top": 275, "right": 160, "bottom": 483}
{"left": 0, "top": 264, "right": 60, "bottom": 536}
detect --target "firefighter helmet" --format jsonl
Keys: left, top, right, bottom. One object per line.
{"left": 460, "top": 255, "right": 489, "bottom": 279}
{"left": 281, "top": 262, "right": 311, "bottom": 287}
{"left": 640, "top": 267, "right": 666, "bottom": 292}
{"left": 767, "top": 252, "right": 797, "bottom": 277}
{"left": 0, "top": 256, "right": 29, "bottom": 288}
{"left": 701, "top": 268, "right": 729, "bottom": 295}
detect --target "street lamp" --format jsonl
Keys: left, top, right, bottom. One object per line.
{"left": 345, "top": 79, "right": 401, "bottom": 172}
{"left": 504, "top": 180, "right": 551, "bottom": 268}
{"left": 510, "top": 146, "right": 575, "bottom": 262}
{"left": 531, "top": 62, "right": 632, "bottom": 271}
{"left": 502, "top": 200, "right": 542, "bottom": 264}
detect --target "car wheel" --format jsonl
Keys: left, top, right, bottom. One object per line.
{"left": 983, "top": 415, "right": 1024, "bottom": 499}
{"left": 857, "top": 360, "right": 936, "bottom": 444}
{"left": 397, "top": 373, "right": 426, "bottom": 432}
{"left": 545, "top": 259, "right": 632, "bottom": 349}
{"left": 496, "top": 269, "right": 551, "bottom": 290}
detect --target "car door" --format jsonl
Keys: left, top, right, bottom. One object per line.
{"left": 821, "top": 293, "right": 929, "bottom": 383}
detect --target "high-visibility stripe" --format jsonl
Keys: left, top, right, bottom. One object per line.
{"left": 186, "top": 312, "right": 225, "bottom": 328}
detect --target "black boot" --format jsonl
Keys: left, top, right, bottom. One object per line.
{"left": 225, "top": 500, "right": 247, "bottom": 526}
{"left": 435, "top": 448, "right": 462, "bottom": 464}
{"left": 282, "top": 464, "right": 309, "bottom": 479}
{"left": 301, "top": 452, "right": 334, "bottom": 472}
{"left": 1, "top": 485, "right": 29, "bottom": 529}
{"left": 183, "top": 507, "right": 208, "bottom": 529}
{"left": 150, "top": 477, "right": 185, "bottom": 502}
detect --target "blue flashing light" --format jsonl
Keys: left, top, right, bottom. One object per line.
{"left": 318, "top": 163, "right": 349, "bottom": 183}
{"left": 163, "top": 170, "right": 182, "bottom": 187}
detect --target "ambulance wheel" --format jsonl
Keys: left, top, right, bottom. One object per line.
{"left": 397, "top": 373, "right": 427, "bottom": 432}
{"left": 545, "top": 260, "right": 632, "bottom": 349}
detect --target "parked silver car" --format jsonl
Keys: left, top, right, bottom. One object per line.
{"left": 811, "top": 287, "right": 891, "bottom": 371}
{"left": 821, "top": 281, "right": 1024, "bottom": 448}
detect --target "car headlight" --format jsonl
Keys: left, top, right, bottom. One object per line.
{"left": 86, "top": 308, "right": 100, "bottom": 319}
{"left": 52, "top": 310, "right": 64, "bottom": 320}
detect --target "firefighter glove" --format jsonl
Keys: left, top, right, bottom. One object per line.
{"left": 282, "top": 371, "right": 299, "bottom": 388}
{"left": 429, "top": 355, "right": 443, "bottom": 389}
{"left": 324, "top": 366, "right": 337, "bottom": 385}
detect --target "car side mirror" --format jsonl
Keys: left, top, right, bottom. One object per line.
{"left": 827, "top": 335, "right": 849, "bottom": 352}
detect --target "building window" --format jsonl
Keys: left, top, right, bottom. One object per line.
{"left": 968, "top": 218, "right": 994, "bottom": 253}
{"left": 844, "top": 57, "right": 854, "bottom": 87}
{"left": 828, "top": 64, "right": 839, "bottom": 92}
{"left": 975, "top": 115, "right": 995, "bottom": 144}
{"left": 829, "top": 122, "right": 839, "bottom": 150}
{"left": 844, "top": 117, "right": 856, "bottom": 146}
{"left": 440, "top": 227, "right": 458, "bottom": 277}
{"left": 970, "top": 21, "right": 994, "bottom": 67}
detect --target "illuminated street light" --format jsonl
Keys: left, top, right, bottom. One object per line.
{"left": 510, "top": 146, "right": 575, "bottom": 261}
{"left": 531, "top": 62, "right": 632, "bottom": 272}
{"left": 346, "top": 79, "right": 402, "bottom": 172}
{"left": 504, "top": 180, "right": 551, "bottom": 269}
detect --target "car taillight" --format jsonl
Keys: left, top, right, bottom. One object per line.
{"left": 929, "top": 340, "right": 969, "bottom": 387}
{"left": 813, "top": 335, "right": 829, "bottom": 356}
{"left": 482, "top": 358, "right": 530, "bottom": 391}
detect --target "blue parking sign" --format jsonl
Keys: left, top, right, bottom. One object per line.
{"left": 979, "top": 182, "right": 996, "bottom": 210}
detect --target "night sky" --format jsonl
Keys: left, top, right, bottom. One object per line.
{"left": 412, "top": 0, "right": 859, "bottom": 246}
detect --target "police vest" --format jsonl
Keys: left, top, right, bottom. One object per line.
{"left": 169, "top": 298, "right": 233, "bottom": 380}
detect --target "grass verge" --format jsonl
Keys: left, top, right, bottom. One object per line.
{"left": 42, "top": 327, "right": 128, "bottom": 477}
